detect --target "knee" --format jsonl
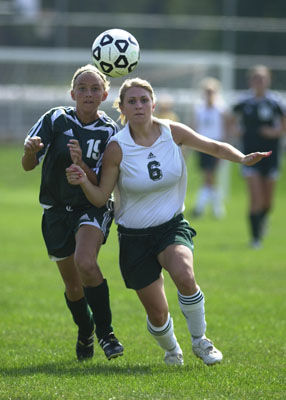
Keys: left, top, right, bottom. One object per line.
{"left": 74, "top": 253, "right": 96, "bottom": 278}
{"left": 175, "top": 266, "right": 197, "bottom": 294}
{"left": 148, "top": 309, "right": 169, "bottom": 327}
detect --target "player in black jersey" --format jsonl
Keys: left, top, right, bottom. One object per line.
{"left": 232, "top": 65, "right": 286, "bottom": 248}
{"left": 22, "top": 64, "right": 123, "bottom": 361}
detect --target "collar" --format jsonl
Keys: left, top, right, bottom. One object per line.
{"left": 117, "top": 118, "right": 172, "bottom": 146}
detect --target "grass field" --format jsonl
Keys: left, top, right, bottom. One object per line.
{"left": 0, "top": 144, "right": 285, "bottom": 400}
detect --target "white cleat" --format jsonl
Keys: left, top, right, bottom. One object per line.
{"left": 192, "top": 337, "right": 223, "bottom": 365}
{"left": 164, "top": 351, "right": 184, "bottom": 366}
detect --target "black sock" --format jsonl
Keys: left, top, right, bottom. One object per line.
{"left": 64, "top": 293, "right": 94, "bottom": 337}
{"left": 249, "top": 212, "right": 262, "bottom": 240}
{"left": 84, "top": 279, "right": 113, "bottom": 340}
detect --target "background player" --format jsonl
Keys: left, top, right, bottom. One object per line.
{"left": 231, "top": 65, "right": 286, "bottom": 248}
{"left": 191, "top": 77, "right": 230, "bottom": 219}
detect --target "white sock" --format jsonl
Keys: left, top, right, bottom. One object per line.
{"left": 195, "top": 186, "right": 211, "bottom": 212}
{"left": 147, "top": 313, "right": 181, "bottom": 354}
{"left": 211, "top": 188, "right": 224, "bottom": 216}
{"left": 178, "top": 288, "right": 207, "bottom": 340}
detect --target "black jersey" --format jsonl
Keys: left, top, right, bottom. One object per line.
{"left": 233, "top": 91, "right": 285, "bottom": 160}
{"left": 27, "top": 106, "right": 119, "bottom": 208}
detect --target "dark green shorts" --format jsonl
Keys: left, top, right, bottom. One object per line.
{"left": 117, "top": 214, "right": 196, "bottom": 290}
{"left": 42, "top": 203, "right": 113, "bottom": 261}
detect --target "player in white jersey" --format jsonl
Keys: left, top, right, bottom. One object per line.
{"left": 66, "top": 78, "right": 271, "bottom": 366}
{"left": 111, "top": 117, "right": 187, "bottom": 228}
{"left": 192, "top": 77, "right": 229, "bottom": 218}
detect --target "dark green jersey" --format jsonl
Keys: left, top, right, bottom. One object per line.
{"left": 27, "top": 106, "right": 119, "bottom": 208}
{"left": 233, "top": 91, "right": 285, "bottom": 156}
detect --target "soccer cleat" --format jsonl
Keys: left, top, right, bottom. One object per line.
{"left": 76, "top": 330, "right": 94, "bottom": 361}
{"left": 192, "top": 337, "right": 223, "bottom": 365}
{"left": 164, "top": 351, "right": 184, "bottom": 366}
{"left": 99, "top": 332, "right": 124, "bottom": 360}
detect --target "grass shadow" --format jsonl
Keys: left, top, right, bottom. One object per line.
{"left": 0, "top": 361, "right": 152, "bottom": 377}
{"left": 0, "top": 360, "right": 200, "bottom": 378}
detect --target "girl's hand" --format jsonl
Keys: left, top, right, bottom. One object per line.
{"left": 67, "top": 139, "right": 83, "bottom": 166}
{"left": 66, "top": 164, "right": 87, "bottom": 185}
{"left": 24, "top": 136, "right": 44, "bottom": 154}
{"left": 241, "top": 150, "right": 272, "bottom": 166}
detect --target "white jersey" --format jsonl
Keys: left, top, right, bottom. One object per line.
{"left": 110, "top": 118, "right": 187, "bottom": 228}
{"left": 194, "top": 103, "right": 225, "bottom": 141}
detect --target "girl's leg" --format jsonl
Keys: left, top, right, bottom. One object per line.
{"left": 245, "top": 174, "right": 264, "bottom": 247}
{"left": 57, "top": 255, "right": 94, "bottom": 360}
{"left": 136, "top": 275, "right": 183, "bottom": 365}
{"left": 257, "top": 176, "right": 276, "bottom": 239}
{"left": 158, "top": 244, "right": 222, "bottom": 365}
{"left": 75, "top": 224, "right": 123, "bottom": 359}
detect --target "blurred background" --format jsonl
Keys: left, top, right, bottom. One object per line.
{"left": 1, "top": 0, "right": 286, "bottom": 140}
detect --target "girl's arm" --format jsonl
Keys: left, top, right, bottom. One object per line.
{"left": 260, "top": 115, "right": 286, "bottom": 139}
{"left": 170, "top": 121, "right": 272, "bottom": 166}
{"left": 66, "top": 141, "right": 122, "bottom": 207}
{"left": 22, "top": 136, "right": 44, "bottom": 171}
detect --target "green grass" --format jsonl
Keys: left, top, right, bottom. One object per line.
{"left": 0, "top": 145, "right": 285, "bottom": 400}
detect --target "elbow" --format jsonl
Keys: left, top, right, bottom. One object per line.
{"left": 210, "top": 141, "right": 222, "bottom": 157}
{"left": 22, "top": 161, "right": 36, "bottom": 171}
{"left": 85, "top": 191, "right": 109, "bottom": 208}
{"left": 99, "top": 200, "right": 108, "bottom": 207}
{"left": 22, "top": 162, "right": 33, "bottom": 171}
{"left": 22, "top": 155, "right": 37, "bottom": 171}
{"left": 88, "top": 198, "right": 108, "bottom": 208}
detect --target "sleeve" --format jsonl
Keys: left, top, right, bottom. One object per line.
{"left": 112, "top": 121, "right": 120, "bottom": 135}
{"left": 275, "top": 99, "right": 286, "bottom": 117}
{"left": 92, "top": 119, "right": 120, "bottom": 176}
{"left": 26, "top": 109, "right": 55, "bottom": 163}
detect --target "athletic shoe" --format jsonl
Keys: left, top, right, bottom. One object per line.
{"left": 99, "top": 332, "right": 124, "bottom": 360}
{"left": 192, "top": 337, "right": 223, "bottom": 365}
{"left": 164, "top": 351, "right": 184, "bottom": 366}
{"left": 250, "top": 239, "right": 262, "bottom": 249}
{"left": 76, "top": 330, "right": 94, "bottom": 361}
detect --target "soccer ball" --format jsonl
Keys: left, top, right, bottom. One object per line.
{"left": 92, "top": 29, "right": 140, "bottom": 78}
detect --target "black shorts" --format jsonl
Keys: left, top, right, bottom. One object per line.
{"left": 117, "top": 214, "right": 196, "bottom": 290}
{"left": 198, "top": 152, "right": 219, "bottom": 171}
{"left": 242, "top": 152, "right": 281, "bottom": 179}
{"left": 42, "top": 203, "right": 113, "bottom": 261}
{"left": 242, "top": 146, "right": 282, "bottom": 178}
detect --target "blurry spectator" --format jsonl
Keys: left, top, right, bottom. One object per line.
{"left": 231, "top": 65, "right": 286, "bottom": 248}
{"left": 155, "top": 93, "right": 179, "bottom": 122}
{"left": 13, "top": 0, "right": 55, "bottom": 46}
{"left": 191, "top": 77, "right": 230, "bottom": 219}
{"left": 14, "top": 0, "right": 41, "bottom": 19}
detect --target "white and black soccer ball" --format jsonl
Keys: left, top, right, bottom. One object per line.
{"left": 92, "top": 29, "right": 140, "bottom": 78}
